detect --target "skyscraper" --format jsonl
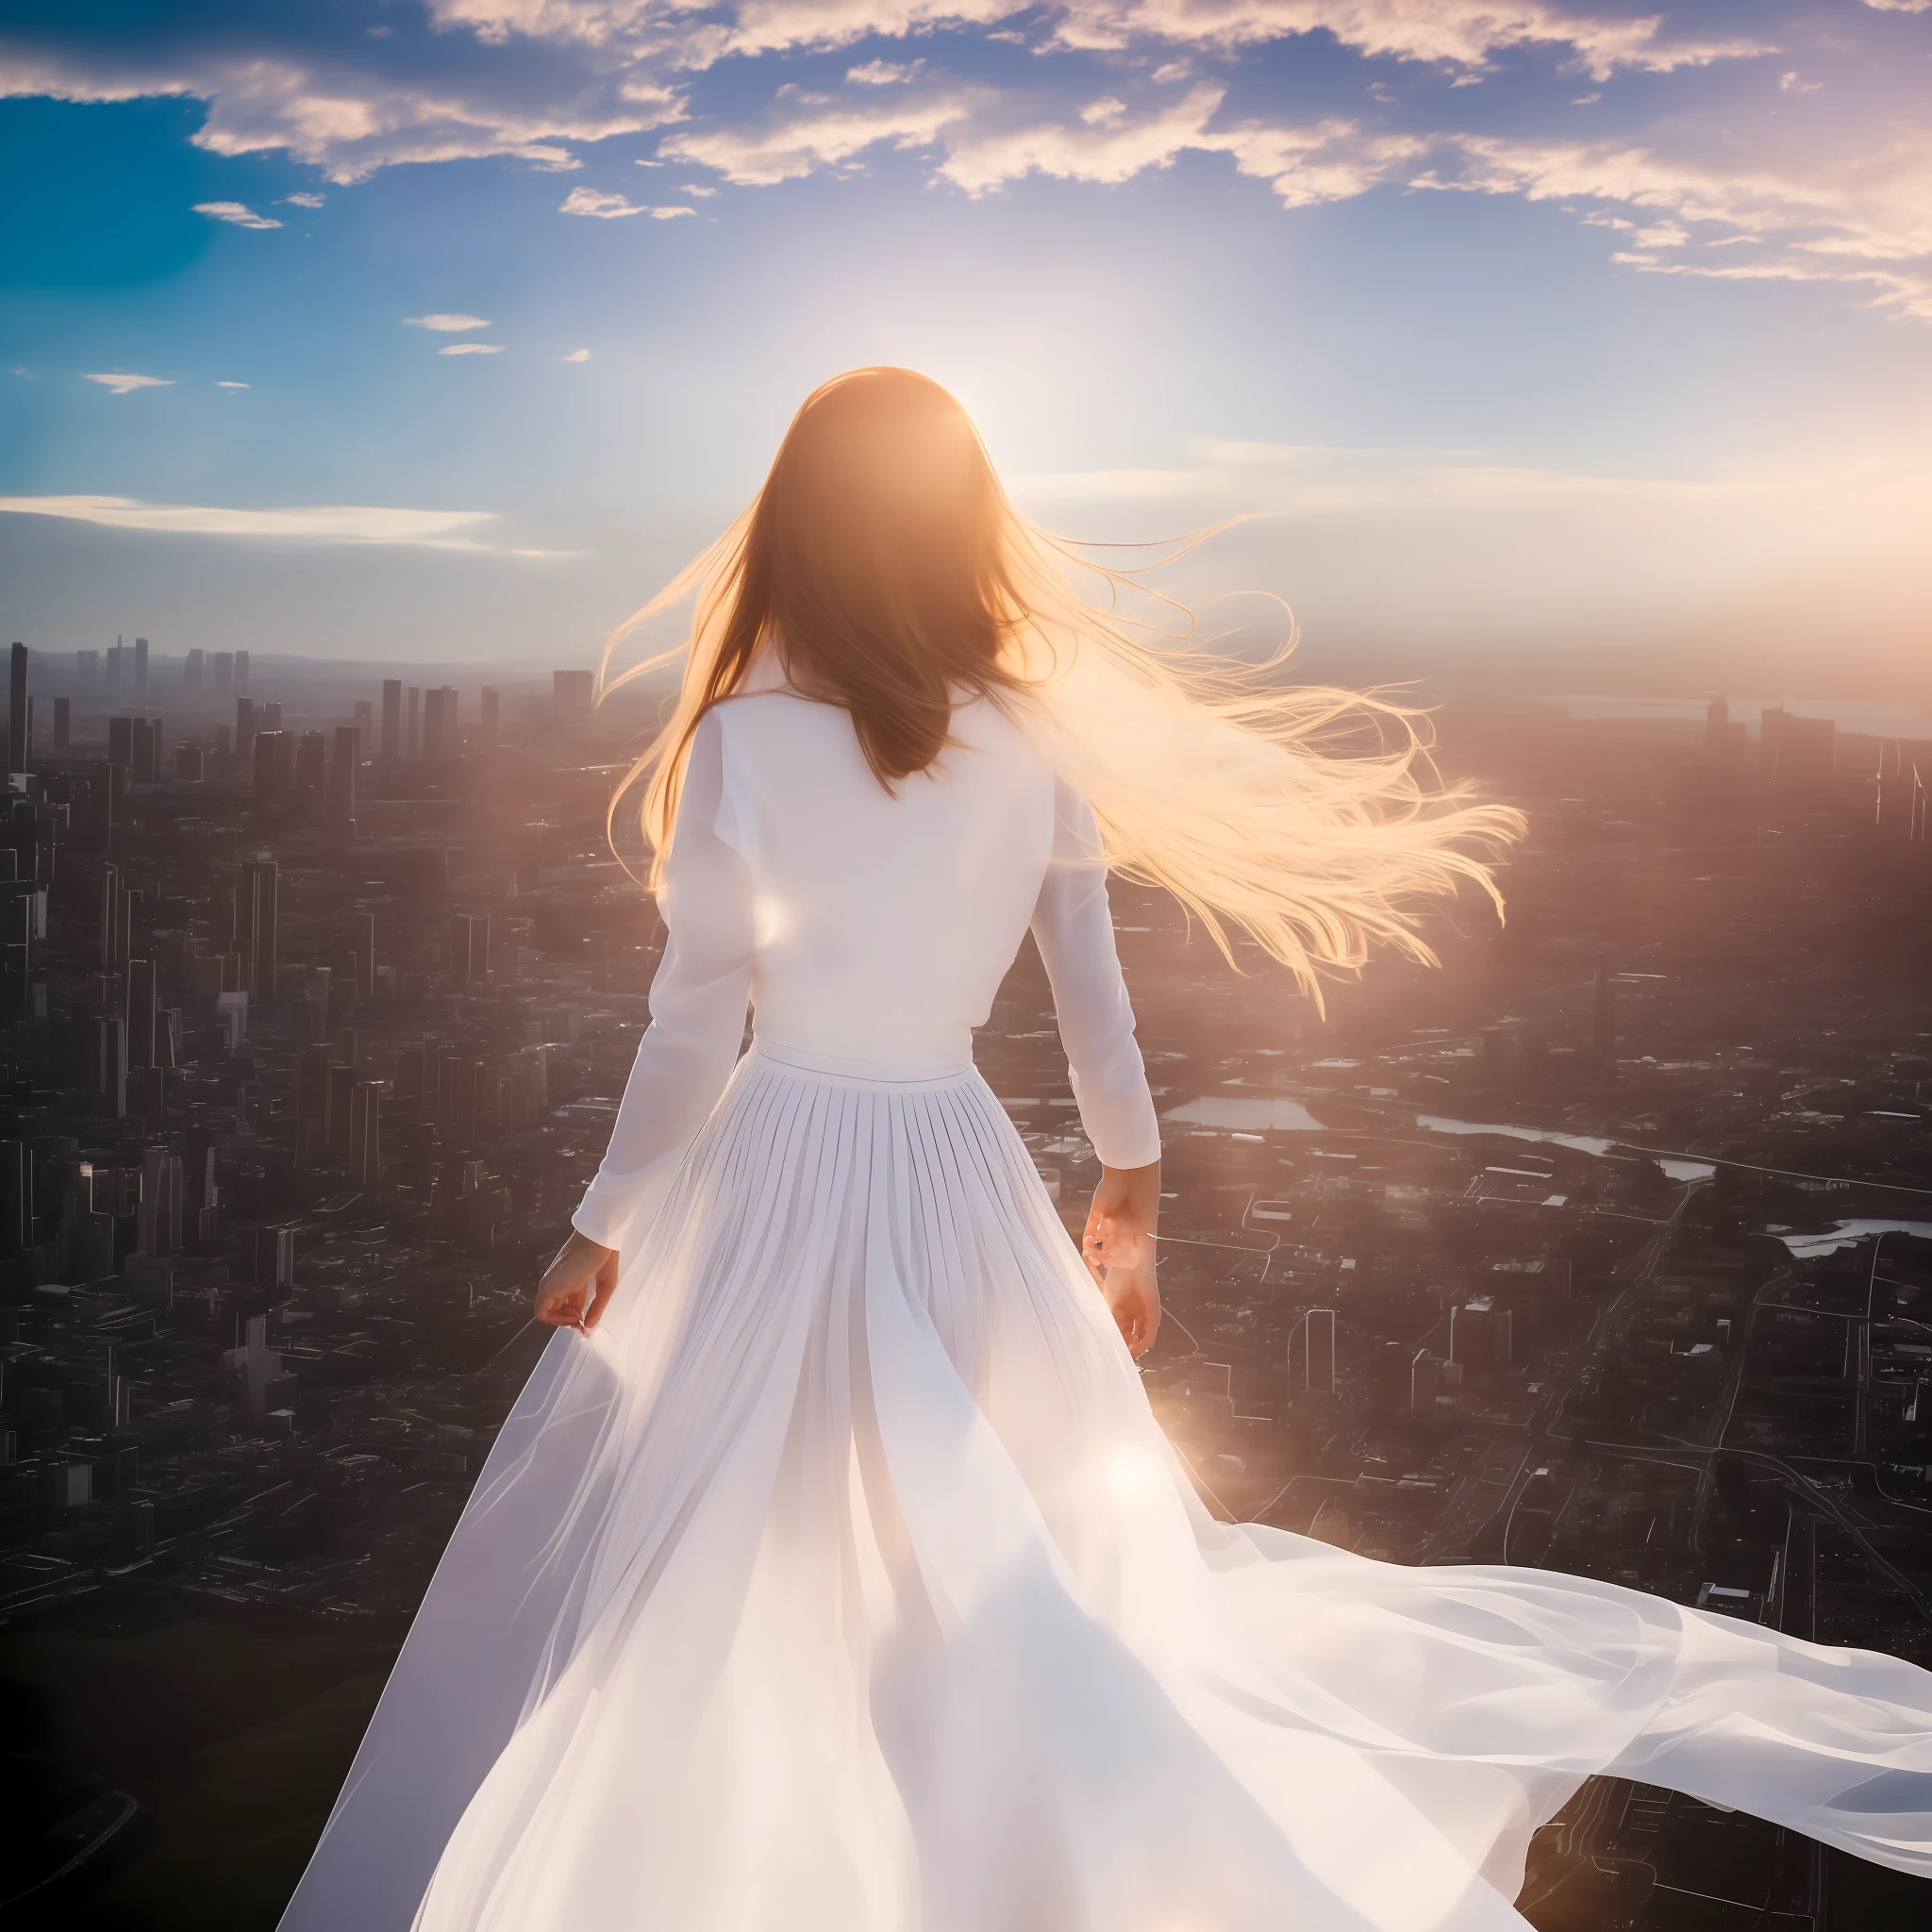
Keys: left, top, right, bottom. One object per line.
{"left": 554, "top": 669, "right": 594, "bottom": 724}
{"left": 236, "top": 854, "right": 279, "bottom": 1002}
{"left": 7, "top": 641, "right": 26, "bottom": 776}
{"left": 234, "top": 649, "right": 250, "bottom": 692}
{"left": 134, "top": 636, "right": 149, "bottom": 702}
{"left": 185, "top": 648, "right": 205, "bottom": 693}
{"left": 406, "top": 686, "right": 422, "bottom": 760}
{"left": 381, "top": 678, "right": 402, "bottom": 760}
{"left": 329, "top": 724, "right": 358, "bottom": 844}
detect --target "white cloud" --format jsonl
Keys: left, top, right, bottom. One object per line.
{"left": 192, "top": 200, "right": 282, "bottom": 228}
{"left": 405, "top": 312, "right": 491, "bottom": 330}
{"left": 560, "top": 185, "right": 643, "bottom": 215}
{"left": 847, "top": 58, "right": 922, "bottom": 85}
{"left": 1862, "top": 0, "right": 1929, "bottom": 12}
{"left": 1778, "top": 72, "right": 1822, "bottom": 94}
{"left": 83, "top": 373, "right": 173, "bottom": 395}
{"left": 1418, "top": 129, "right": 1932, "bottom": 320}
{"left": 559, "top": 184, "right": 692, "bottom": 215}
{"left": 438, "top": 341, "right": 506, "bottom": 354}
{"left": 216, "top": 379, "right": 251, "bottom": 389}
{"left": 562, "top": 347, "right": 591, "bottom": 359}
{"left": 282, "top": 190, "right": 325, "bottom": 207}
{"left": 0, "top": 45, "right": 677, "bottom": 182}
{"left": 0, "top": 494, "right": 502, "bottom": 548}
{"left": 10, "top": 367, "right": 36, "bottom": 380}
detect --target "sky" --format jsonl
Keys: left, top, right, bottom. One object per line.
{"left": 2, "top": 0, "right": 1929, "bottom": 693}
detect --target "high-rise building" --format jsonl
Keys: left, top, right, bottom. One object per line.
{"left": 212, "top": 651, "right": 234, "bottom": 692}
{"left": 1304, "top": 1307, "right": 1336, "bottom": 1394}
{"left": 329, "top": 724, "right": 358, "bottom": 843}
{"left": 349, "top": 1080, "right": 381, "bottom": 1186}
{"left": 480, "top": 686, "right": 500, "bottom": 744}
{"left": 134, "top": 636, "right": 149, "bottom": 702}
{"left": 236, "top": 696, "right": 257, "bottom": 759}
{"left": 131, "top": 717, "right": 161, "bottom": 784}
{"left": 350, "top": 908, "right": 375, "bottom": 994}
{"left": 125, "top": 958, "right": 157, "bottom": 1068}
{"left": 293, "top": 730, "right": 326, "bottom": 796}
{"left": 7, "top": 641, "right": 26, "bottom": 776}
{"left": 234, "top": 649, "right": 250, "bottom": 692}
{"left": 554, "top": 668, "right": 594, "bottom": 724}
{"left": 1450, "top": 1298, "right": 1511, "bottom": 1373}
{"left": 236, "top": 854, "right": 279, "bottom": 1001}
{"left": 107, "top": 641, "right": 125, "bottom": 699}
{"left": 185, "top": 647, "right": 205, "bottom": 693}
{"left": 449, "top": 912, "right": 490, "bottom": 986}
{"left": 137, "top": 1147, "right": 183, "bottom": 1259}
{"left": 0, "top": 1141, "right": 28, "bottom": 1256}
{"left": 406, "top": 685, "right": 422, "bottom": 760}
{"left": 253, "top": 729, "right": 291, "bottom": 803}
{"left": 381, "top": 678, "right": 402, "bottom": 759}
{"left": 423, "top": 685, "right": 458, "bottom": 762}
{"left": 76, "top": 648, "right": 101, "bottom": 686}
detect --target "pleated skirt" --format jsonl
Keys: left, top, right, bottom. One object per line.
{"left": 278, "top": 1046, "right": 1932, "bottom": 1932}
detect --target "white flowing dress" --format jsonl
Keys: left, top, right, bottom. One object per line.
{"left": 280, "top": 688, "right": 1932, "bottom": 1932}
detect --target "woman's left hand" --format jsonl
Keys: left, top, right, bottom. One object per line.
{"left": 535, "top": 1230, "right": 621, "bottom": 1332}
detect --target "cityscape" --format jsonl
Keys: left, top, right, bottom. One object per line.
{"left": 1, "top": 646, "right": 1929, "bottom": 1930}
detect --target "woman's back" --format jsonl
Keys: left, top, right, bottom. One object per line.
{"left": 709, "top": 691, "right": 1057, "bottom": 1074}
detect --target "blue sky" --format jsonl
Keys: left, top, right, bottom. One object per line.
{"left": 2, "top": 0, "right": 1929, "bottom": 690}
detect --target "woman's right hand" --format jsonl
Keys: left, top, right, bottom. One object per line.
{"left": 534, "top": 1230, "right": 621, "bottom": 1332}
{"left": 1082, "top": 1161, "right": 1161, "bottom": 1358}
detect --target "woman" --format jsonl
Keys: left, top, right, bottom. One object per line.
{"left": 282, "top": 371, "right": 1932, "bottom": 1932}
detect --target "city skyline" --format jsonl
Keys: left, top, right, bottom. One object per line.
{"left": 2, "top": 0, "right": 1930, "bottom": 687}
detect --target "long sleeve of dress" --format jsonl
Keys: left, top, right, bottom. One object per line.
{"left": 1029, "top": 779, "right": 1163, "bottom": 1171}
{"left": 572, "top": 710, "right": 753, "bottom": 1253}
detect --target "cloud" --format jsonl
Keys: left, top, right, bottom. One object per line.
{"left": 1778, "top": 72, "right": 1822, "bottom": 94}
{"left": 193, "top": 200, "right": 283, "bottom": 228}
{"left": 562, "top": 347, "right": 591, "bottom": 359}
{"left": 559, "top": 184, "right": 692, "bottom": 215}
{"left": 406, "top": 312, "right": 491, "bottom": 330}
{"left": 847, "top": 59, "right": 922, "bottom": 85}
{"left": 0, "top": 494, "right": 504, "bottom": 548}
{"left": 216, "top": 380, "right": 251, "bottom": 389}
{"left": 83, "top": 373, "right": 173, "bottom": 395}
{"left": 1862, "top": 0, "right": 1929, "bottom": 12}
{"left": 1417, "top": 129, "right": 1932, "bottom": 320}
{"left": 282, "top": 191, "right": 325, "bottom": 207}
{"left": 438, "top": 341, "right": 506, "bottom": 354}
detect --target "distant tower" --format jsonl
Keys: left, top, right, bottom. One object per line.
{"left": 381, "top": 678, "right": 402, "bottom": 759}
{"left": 554, "top": 668, "right": 594, "bottom": 725}
{"left": 133, "top": 636, "right": 149, "bottom": 703}
{"left": 1304, "top": 1307, "right": 1336, "bottom": 1395}
{"left": 236, "top": 696, "right": 257, "bottom": 759}
{"left": 7, "top": 641, "right": 26, "bottom": 775}
{"left": 406, "top": 686, "right": 422, "bottom": 761}
{"left": 252, "top": 729, "right": 290, "bottom": 803}
{"left": 234, "top": 649, "right": 250, "bottom": 693}
{"left": 236, "top": 854, "right": 279, "bottom": 1001}
{"left": 480, "top": 686, "right": 500, "bottom": 745}
{"left": 328, "top": 724, "right": 358, "bottom": 844}
{"left": 184, "top": 647, "right": 205, "bottom": 694}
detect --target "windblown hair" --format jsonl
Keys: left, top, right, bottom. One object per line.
{"left": 603, "top": 367, "right": 1524, "bottom": 1007}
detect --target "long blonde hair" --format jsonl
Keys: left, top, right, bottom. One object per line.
{"left": 603, "top": 368, "right": 1524, "bottom": 1008}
